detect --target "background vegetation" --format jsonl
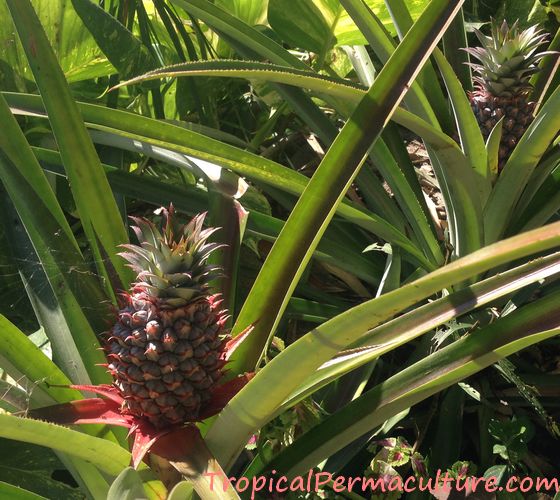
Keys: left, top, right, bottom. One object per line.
{"left": 0, "top": 0, "right": 559, "bottom": 498}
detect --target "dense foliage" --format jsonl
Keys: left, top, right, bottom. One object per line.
{"left": 0, "top": 0, "right": 559, "bottom": 498}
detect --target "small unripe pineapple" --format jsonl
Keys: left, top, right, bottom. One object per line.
{"left": 107, "top": 207, "right": 229, "bottom": 428}
{"left": 464, "top": 20, "right": 550, "bottom": 170}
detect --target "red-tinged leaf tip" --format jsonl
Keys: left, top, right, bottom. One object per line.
{"left": 223, "top": 324, "right": 256, "bottom": 361}
{"left": 29, "top": 398, "right": 132, "bottom": 427}
{"left": 130, "top": 421, "right": 168, "bottom": 469}
{"left": 199, "top": 372, "right": 255, "bottom": 420}
{"left": 150, "top": 425, "right": 202, "bottom": 464}
{"left": 69, "top": 384, "right": 124, "bottom": 405}
{"left": 234, "top": 199, "right": 249, "bottom": 217}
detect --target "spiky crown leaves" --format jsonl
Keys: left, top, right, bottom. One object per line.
{"left": 464, "top": 19, "right": 551, "bottom": 97}
{"left": 119, "top": 206, "right": 223, "bottom": 305}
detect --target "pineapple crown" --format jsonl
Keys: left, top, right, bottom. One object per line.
{"left": 464, "top": 19, "right": 551, "bottom": 97}
{"left": 119, "top": 206, "right": 222, "bottom": 306}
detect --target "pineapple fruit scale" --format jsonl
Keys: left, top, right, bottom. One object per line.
{"left": 107, "top": 207, "right": 229, "bottom": 428}
{"left": 464, "top": 20, "right": 550, "bottom": 170}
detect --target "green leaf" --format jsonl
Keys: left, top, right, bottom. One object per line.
{"left": 441, "top": 7, "right": 471, "bottom": 92}
{"left": 216, "top": 0, "right": 268, "bottom": 26}
{"left": 5, "top": 0, "right": 132, "bottom": 292}
{"left": 260, "top": 290, "right": 560, "bottom": 476}
{"left": 429, "top": 386, "right": 464, "bottom": 470}
{"left": 88, "top": 129, "right": 248, "bottom": 199}
{"left": 486, "top": 118, "right": 504, "bottom": 184}
{"left": 0, "top": 213, "right": 37, "bottom": 334}
{"left": 0, "top": 440, "right": 83, "bottom": 500}
{"left": 5, "top": 92, "right": 427, "bottom": 268}
{"left": 338, "top": 1, "right": 478, "bottom": 250}
{"left": 162, "top": 429, "right": 241, "bottom": 500}
{"left": 337, "top": 0, "right": 429, "bottom": 43}
{"left": 0, "top": 314, "right": 128, "bottom": 498}
{"left": 0, "top": 0, "right": 112, "bottom": 91}
{"left": 433, "top": 47, "right": 489, "bottom": 202}
{"left": 0, "top": 420, "right": 165, "bottom": 500}
{"left": 531, "top": 26, "right": 560, "bottom": 105}
{"left": 484, "top": 465, "right": 508, "bottom": 485}
{"left": 0, "top": 381, "right": 29, "bottom": 412}
{"left": 0, "top": 314, "right": 82, "bottom": 406}
{"left": 107, "top": 468, "right": 147, "bottom": 500}
{"left": 268, "top": 0, "right": 339, "bottom": 53}
{"left": 339, "top": 0, "right": 440, "bottom": 127}
{"left": 76, "top": 61, "right": 455, "bottom": 163}
{"left": 276, "top": 249, "right": 560, "bottom": 413}
{"left": 0, "top": 482, "right": 47, "bottom": 500}
{"left": 229, "top": 0, "right": 462, "bottom": 372}
{"left": 172, "top": 0, "right": 349, "bottom": 146}
{"left": 168, "top": 482, "right": 194, "bottom": 500}
{"left": 70, "top": 0, "right": 157, "bottom": 80}
{"left": 383, "top": 0, "right": 453, "bottom": 132}
{"left": 32, "top": 145, "right": 383, "bottom": 285}
{"left": 208, "top": 197, "right": 248, "bottom": 324}
{"left": 484, "top": 84, "right": 560, "bottom": 243}
{"left": 513, "top": 147, "right": 560, "bottom": 220}
{"left": 169, "top": 0, "right": 314, "bottom": 69}
{"left": 0, "top": 415, "right": 131, "bottom": 477}
{"left": 0, "top": 95, "right": 109, "bottom": 385}
{"left": 369, "top": 139, "right": 443, "bottom": 265}
{"left": 2, "top": 199, "right": 92, "bottom": 386}
{"left": 206, "top": 221, "right": 560, "bottom": 469}
{"left": 113, "top": 60, "right": 481, "bottom": 256}
{"left": 114, "top": 59, "right": 368, "bottom": 99}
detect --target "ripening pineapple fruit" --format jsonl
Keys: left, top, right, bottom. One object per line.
{"left": 30, "top": 206, "right": 253, "bottom": 468}
{"left": 107, "top": 207, "right": 228, "bottom": 428}
{"left": 464, "top": 19, "right": 549, "bottom": 170}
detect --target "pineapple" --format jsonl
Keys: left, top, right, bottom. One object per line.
{"left": 30, "top": 206, "right": 253, "bottom": 467}
{"left": 464, "top": 20, "right": 549, "bottom": 170}
{"left": 107, "top": 207, "right": 228, "bottom": 428}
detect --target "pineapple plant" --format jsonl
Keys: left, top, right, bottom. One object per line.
{"left": 30, "top": 206, "right": 253, "bottom": 467}
{"left": 107, "top": 206, "right": 228, "bottom": 428}
{"left": 464, "top": 20, "right": 550, "bottom": 170}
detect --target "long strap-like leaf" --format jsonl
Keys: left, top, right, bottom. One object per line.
{"left": 0, "top": 95, "right": 109, "bottom": 383}
{"left": 5, "top": 92, "right": 430, "bottom": 269}
{"left": 261, "top": 290, "right": 560, "bottom": 477}
{"left": 484, "top": 85, "right": 560, "bottom": 243}
{"left": 5, "top": 0, "right": 132, "bottom": 293}
{"left": 229, "top": 0, "right": 463, "bottom": 373}
{"left": 207, "top": 221, "right": 560, "bottom": 469}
